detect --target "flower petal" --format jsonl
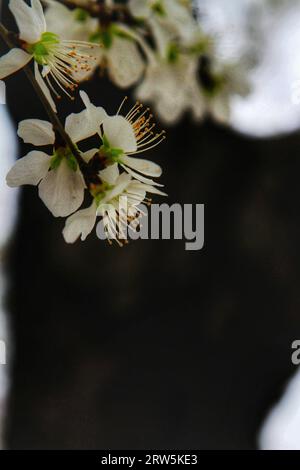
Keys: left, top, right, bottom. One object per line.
{"left": 63, "top": 202, "right": 97, "bottom": 243}
{"left": 0, "top": 49, "right": 32, "bottom": 79}
{"left": 6, "top": 150, "right": 51, "bottom": 187}
{"left": 129, "top": 181, "right": 167, "bottom": 196}
{"left": 18, "top": 119, "right": 55, "bottom": 146}
{"left": 82, "top": 148, "right": 99, "bottom": 163}
{"left": 121, "top": 164, "right": 163, "bottom": 186}
{"left": 99, "top": 163, "right": 119, "bottom": 185}
{"left": 103, "top": 115, "right": 137, "bottom": 153}
{"left": 129, "top": 0, "right": 151, "bottom": 18}
{"left": 34, "top": 62, "right": 57, "bottom": 113}
{"left": 65, "top": 91, "right": 107, "bottom": 143}
{"left": 45, "top": 0, "right": 99, "bottom": 41}
{"left": 38, "top": 159, "right": 85, "bottom": 217}
{"left": 209, "top": 96, "right": 230, "bottom": 124}
{"left": 9, "top": 0, "right": 46, "bottom": 44}
{"left": 101, "top": 172, "right": 132, "bottom": 204}
{"left": 121, "top": 155, "right": 162, "bottom": 177}
{"left": 108, "top": 37, "right": 144, "bottom": 88}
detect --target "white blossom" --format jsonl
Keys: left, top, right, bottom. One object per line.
{"left": 0, "top": 0, "right": 100, "bottom": 111}
{"left": 44, "top": 1, "right": 145, "bottom": 89}
{"left": 136, "top": 53, "right": 205, "bottom": 124}
{"left": 97, "top": 98, "right": 166, "bottom": 184}
{"left": 95, "top": 27, "right": 145, "bottom": 89}
{"left": 6, "top": 92, "right": 107, "bottom": 217}
{"left": 129, "top": 0, "right": 199, "bottom": 46}
{"left": 63, "top": 163, "right": 166, "bottom": 244}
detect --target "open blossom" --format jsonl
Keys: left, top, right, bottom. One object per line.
{"left": 45, "top": 1, "right": 145, "bottom": 88}
{"left": 136, "top": 52, "right": 205, "bottom": 124}
{"left": 0, "top": 0, "right": 100, "bottom": 111}
{"left": 98, "top": 98, "right": 166, "bottom": 184}
{"left": 90, "top": 24, "right": 145, "bottom": 89}
{"left": 6, "top": 92, "right": 107, "bottom": 217}
{"left": 44, "top": 1, "right": 99, "bottom": 42}
{"left": 60, "top": 93, "right": 167, "bottom": 244}
{"left": 63, "top": 163, "right": 166, "bottom": 244}
{"left": 129, "top": 0, "right": 199, "bottom": 46}
{"left": 128, "top": 0, "right": 208, "bottom": 124}
{"left": 195, "top": 54, "right": 251, "bottom": 124}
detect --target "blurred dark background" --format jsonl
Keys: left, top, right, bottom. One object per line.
{"left": 2, "top": 0, "right": 300, "bottom": 450}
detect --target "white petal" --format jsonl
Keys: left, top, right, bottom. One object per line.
{"left": 129, "top": 181, "right": 167, "bottom": 196}
{"left": 45, "top": 1, "right": 99, "bottom": 41}
{"left": 34, "top": 62, "right": 57, "bottom": 113}
{"left": 6, "top": 150, "right": 51, "bottom": 187}
{"left": 121, "top": 164, "right": 163, "bottom": 186}
{"left": 121, "top": 155, "right": 162, "bottom": 177}
{"left": 38, "top": 159, "right": 85, "bottom": 217}
{"left": 103, "top": 115, "right": 137, "bottom": 153}
{"left": 209, "top": 96, "right": 230, "bottom": 124}
{"left": 108, "top": 37, "right": 144, "bottom": 88}
{"left": 82, "top": 148, "right": 99, "bottom": 163}
{"left": 71, "top": 47, "right": 102, "bottom": 83}
{"left": 44, "top": 1, "right": 74, "bottom": 37}
{"left": 99, "top": 163, "right": 119, "bottom": 185}
{"left": 63, "top": 202, "right": 97, "bottom": 243}
{"left": 0, "top": 49, "right": 32, "bottom": 79}
{"left": 129, "top": 0, "right": 150, "bottom": 18}
{"left": 101, "top": 172, "right": 132, "bottom": 204}
{"left": 65, "top": 91, "right": 107, "bottom": 143}
{"left": 18, "top": 119, "right": 55, "bottom": 146}
{"left": 148, "top": 17, "right": 171, "bottom": 59}
{"left": 9, "top": 0, "right": 46, "bottom": 44}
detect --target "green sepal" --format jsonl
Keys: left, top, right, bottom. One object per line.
{"left": 100, "top": 134, "right": 124, "bottom": 162}
{"left": 151, "top": 1, "right": 166, "bottom": 16}
{"left": 89, "top": 28, "right": 113, "bottom": 49}
{"left": 50, "top": 147, "right": 78, "bottom": 172}
{"left": 110, "top": 24, "right": 133, "bottom": 42}
{"left": 66, "top": 153, "right": 78, "bottom": 172}
{"left": 91, "top": 182, "right": 114, "bottom": 206}
{"left": 167, "top": 43, "right": 180, "bottom": 64}
{"left": 27, "top": 32, "right": 60, "bottom": 64}
{"left": 40, "top": 32, "right": 59, "bottom": 44}
{"left": 50, "top": 152, "right": 63, "bottom": 170}
{"left": 188, "top": 40, "right": 209, "bottom": 55}
{"left": 74, "top": 8, "right": 89, "bottom": 22}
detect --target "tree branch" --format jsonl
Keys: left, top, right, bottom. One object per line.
{"left": 0, "top": 22, "right": 86, "bottom": 168}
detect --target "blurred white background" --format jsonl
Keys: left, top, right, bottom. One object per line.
{"left": 198, "top": 0, "right": 300, "bottom": 137}
{"left": 0, "top": 105, "right": 17, "bottom": 448}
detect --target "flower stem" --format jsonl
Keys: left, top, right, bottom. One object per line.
{"left": 0, "top": 22, "right": 86, "bottom": 166}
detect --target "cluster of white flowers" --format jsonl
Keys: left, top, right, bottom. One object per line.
{"left": 0, "top": 0, "right": 252, "bottom": 245}
{"left": 6, "top": 89, "right": 166, "bottom": 244}
{"left": 42, "top": 0, "right": 250, "bottom": 124}
{"left": 0, "top": 0, "right": 166, "bottom": 245}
